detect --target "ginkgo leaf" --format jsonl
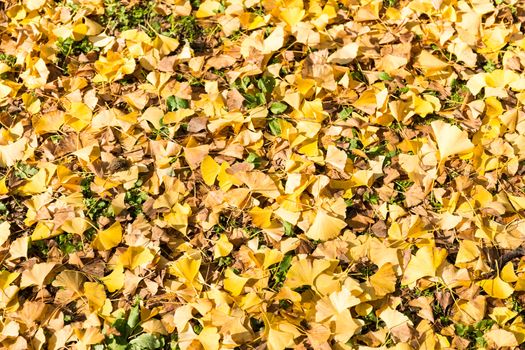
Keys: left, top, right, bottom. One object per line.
{"left": 201, "top": 155, "right": 221, "bottom": 186}
{"left": 328, "top": 42, "right": 359, "bottom": 64}
{"left": 479, "top": 275, "right": 514, "bottom": 299}
{"left": 118, "top": 246, "right": 155, "bottom": 270}
{"left": 52, "top": 270, "right": 85, "bottom": 298}
{"left": 198, "top": 327, "right": 220, "bottom": 350}
{"left": 401, "top": 246, "right": 447, "bottom": 285}
{"left": 284, "top": 257, "right": 332, "bottom": 289}
{"left": 83, "top": 282, "right": 107, "bottom": 311}
{"left": 100, "top": 265, "right": 125, "bottom": 292}
{"left": 369, "top": 263, "right": 397, "bottom": 296}
{"left": 92, "top": 222, "right": 123, "bottom": 251}
{"left": 267, "top": 326, "right": 295, "bottom": 350}
{"left": 305, "top": 210, "right": 347, "bottom": 241}
{"left": 20, "top": 262, "right": 56, "bottom": 289}
{"left": 168, "top": 255, "right": 201, "bottom": 285}
{"left": 213, "top": 234, "right": 233, "bottom": 259}
{"left": 224, "top": 268, "right": 249, "bottom": 296}
{"left": 431, "top": 120, "right": 474, "bottom": 160}
{"left": 0, "top": 221, "right": 10, "bottom": 247}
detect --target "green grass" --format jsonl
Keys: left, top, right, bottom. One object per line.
{"left": 167, "top": 16, "right": 201, "bottom": 44}
{"left": 268, "top": 254, "right": 293, "bottom": 290}
{"left": 100, "top": 0, "right": 157, "bottom": 36}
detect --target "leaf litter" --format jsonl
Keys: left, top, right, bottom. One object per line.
{"left": 1, "top": 0, "right": 525, "bottom": 349}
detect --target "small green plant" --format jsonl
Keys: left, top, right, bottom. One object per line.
{"left": 0, "top": 53, "right": 16, "bottom": 67}
{"left": 338, "top": 106, "right": 354, "bottom": 121}
{"left": 56, "top": 37, "right": 95, "bottom": 74}
{"left": 81, "top": 174, "right": 114, "bottom": 222}
{"left": 0, "top": 202, "right": 7, "bottom": 215}
{"left": 378, "top": 72, "right": 393, "bottom": 81}
{"left": 282, "top": 221, "right": 295, "bottom": 237}
{"left": 125, "top": 187, "right": 148, "bottom": 218}
{"left": 14, "top": 162, "right": 38, "bottom": 180}
{"left": 29, "top": 239, "right": 50, "bottom": 258}
{"left": 57, "top": 37, "right": 94, "bottom": 57}
{"left": 383, "top": 0, "right": 397, "bottom": 7}
{"left": 232, "top": 75, "right": 276, "bottom": 109}
{"left": 56, "top": 232, "right": 84, "bottom": 254}
{"left": 269, "top": 254, "right": 293, "bottom": 290}
{"left": 269, "top": 102, "right": 288, "bottom": 115}
{"left": 94, "top": 300, "right": 165, "bottom": 350}
{"left": 216, "top": 256, "right": 233, "bottom": 268}
{"left": 363, "top": 190, "right": 379, "bottom": 205}
{"left": 246, "top": 152, "right": 262, "bottom": 168}
{"left": 455, "top": 319, "right": 495, "bottom": 348}
{"left": 394, "top": 180, "right": 414, "bottom": 193}
{"left": 483, "top": 60, "right": 497, "bottom": 72}
{"left": 446, "top": 79, "right": 468, "bottom": 107}
{"left": 166, "top": 95, "right": 189, "bottom": 111}
{"left": 267, "top": 118, "right": 282, "bottom": 136}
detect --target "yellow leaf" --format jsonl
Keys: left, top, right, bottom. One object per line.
{"left": 267, "top": 326, "right": 295, "bottom": 350}
{"left": 118, "top": 246, "right": 155, "bottom": 270}
{"left": 234, "top": 171, "right": 280, "bottom": 199}
{"left": 479, "top": 275, "right": 514, "bottom": 299}
{"left": 17, "top": 164, "right": 56, "bottom": 195}
{"left": 100, "top": 265, "right": 125, "bottom": 292}
{"left": 33, "top": 110, "right": 64, "bottom": 134}
{"left": 489, "top": 306, "right": 517, "bottom": 326}
{"left": 262, "top": 249, "right": 284, "bottom": 269}
{"left": 169, "top": 255, "right": 201, "bottom": 285}
{"left": 52, "top": 270, "right": 85, "bottom": 299}
{"left": 20, "top": 262, "right": 56, "bottom": 289}
{"left": 74, "top": 327, "right": 105, "bottom": 347}
{"left": 0, "top": 271, "right": 20, "bottom": 290}
{"left": 65, "top": 102, "right": 93, "bottom": 132}
{"left": 501, "top": 262, "right": 518, "bottom": 283}
{"left": 93, "top": 51, "right": 136, "bottom": 82}
{"left": 369, "top": 263, "right": 397, "bottom": 296}
{"left": 196, "top": 0, "right": 222, "bottom": 18}
{"left": 284, "top": 257, "right": 332, "bottom": 289}
{"left": 305, "top": 210, "right": 347, "bottom": 241}
{"left": 224, "top": 268, "right": 248, "bottom": 296}
{"left": 153, "top": 34, "right": 180, "bottom": 55}
{"left": 0, "top": 221, "right": 10, "bottom": 247}
{"left": 83, "top": 282, "right": 107, "bottom": 311}
{"left": 25, "top": 0, "right": 47, "bottom": 10}
{"left": 455, "top": 240, "right": 480, "bottom": 265}
{"left": 213, "top": 234, "right": 233, "bottom": 259}
{"left": 30, "top": 221, "right": 57, "bottom": 241}
{"left": 485, "top": 329, "right": 518, "bottom": 348}
{"left": 164, "top": 203, "right": 191, "bottom": 234}
{"left": 279, "top": 7, "right": 305, "bottom": 27}
{"left": 198, "top": 327, "right": 220, "bottom": 350}
{"left": 0, "top": 176, "right": 8, "bottom": 195}
{"left": 431, "top": 120, "right": 474, "bottom": 161}
{"left": 60, "top": 217, "right": 90, "bottom": 236}
{"left": 325, "top": 145, "right": 347, "bottom": 172}
{"left": 0, "top": 138, "right": 27, "bottom": 167}
{"left": 327, "top": 42, "right": 359, "bottom": 65}
{"left": 413, "top": 50, "right": 450, "bottom": 76}
{"left": 92, "top": 222, "right": 123, "bottom": 251}
{"left": 401, "top": 246, "right": 447, "bottom": 285}
{"left": 201, "top": 155, "right": 220, "bottom": 186}
{"left": 249, "top": 207, "right": 273, "bottom": 229}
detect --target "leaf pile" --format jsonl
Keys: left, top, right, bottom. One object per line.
{"left": 1, "top": 0, "right": 525, "bottom": 349}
